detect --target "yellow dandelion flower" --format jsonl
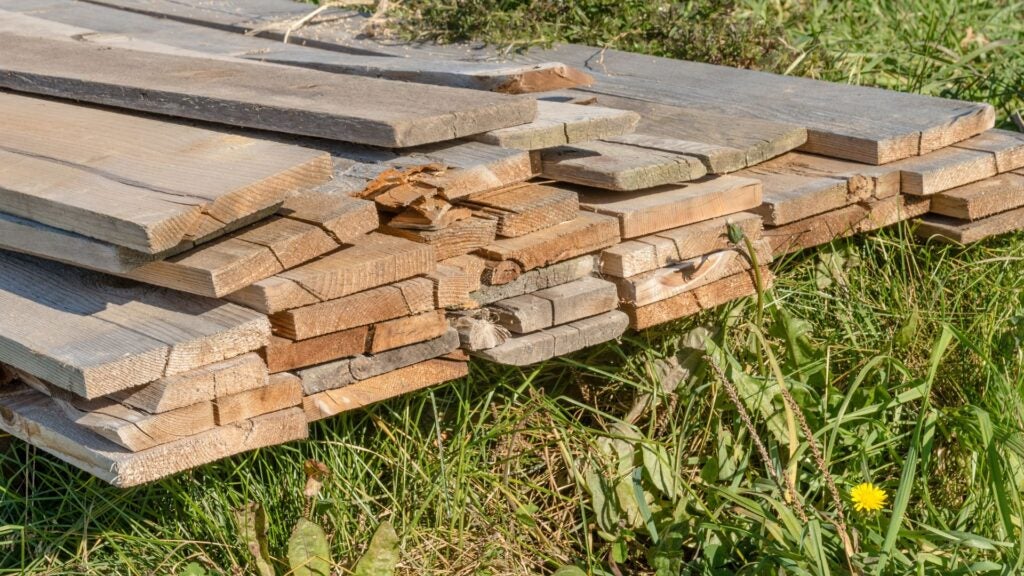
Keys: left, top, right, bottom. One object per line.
{"left": 850, "top": 482, "right": 887, "bottom": 513}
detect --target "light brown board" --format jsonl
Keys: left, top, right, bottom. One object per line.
{"left": 624, "top": 268, "right": 774, "bottom": 330}
{"left": 263, "top": 327, "right": 369, "bottom": 374}
{"left": 457, "top": 183, "right": 579, "bottom": 237}
{"left": 929, "top": 171, "right": 1024, "bottom": 221}
{"left": 599, "top": 212, "right": 762, "bottom": 277}
{"left": 381, "top": 217, "right": 497, "bottom": 261}
{"left": 0, "top": 252, "right": 269, "bottom": 399}
{"left": 0, "top": 385, "right": 306, "bottom": 487}
{"left": 472, "top": 100, "right": 639, "bottom": 150}
{"left": 489, "top": 277, "right": 618, "bottom": 333}
{"left": 0, "top": 34, "right": 538, "bottom": 148}
{"left": 476, "top": 213, "right": 619, "bottom": 280}
{"left": 540, "top": 140, "right": 707, "bottom": 191}
{"left": 303, "top": 355, "right": 469, "bottom": 421}
{"left": 579, "top": 175, "right": 762, "bottom": 238}
{"left": 471, "top": 255, "right": 595, "bottom": 305}
{"left": 915, "top": 207, "right": 1024, "bottom": 244}
{"left": 0, "top": 91, "right": 331, "bottom": 253}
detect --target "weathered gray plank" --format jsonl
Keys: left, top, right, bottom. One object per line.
{"left": 471, "top": 255, "right": 595, "bottom": 305}
{"left": 472, "top": 100, "right": 638, "bottom": 150}
{"left": 0, "top": 33, "right": 537, "bottom": 148}
{"left": 471, "top": 310, "right": 628, "bottom": 366}
{"left": 541, "top": 140, "right": 707, "bottom": 191}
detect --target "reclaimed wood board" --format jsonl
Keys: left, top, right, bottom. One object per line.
{"left": 427, "top": 266, "right": 477, "bottom": 309}
{"left": 488, "top": 277, "right": 618, "bottom": 333}
{"left": 110, "top": 353, "right": 269, "bottom": 414}
{"left": 303, "top": 355, "right": 469, "bottom": 422}
{"left": 599, "top": 212, "right": 762, "bottom": 277}
{"left": 579, "top": 175, "right": 762, "bottom": 238}
{"left": 472, "top": 100, "right": 639, "bottom": 150}
{"left": 526, "top": 44, "right": 994, "bottom": 164}
{"left": 471, "top": 310, "right": 628, "bottom": 366}
{"left": 381, "top": 217, "right": 497, "bottom": 261}
{"left": 390, "top": 142, "right": 537, "bottom": 201}
{"left": 750, "top": 152, "right": 902, "bottom": 200}
{"left": 471, "top": 255, "right": 596, "bottom": 305}
{"left": 915, "top": 207, "right": 1024, "bottom": 244}
{"left": 765, "top": 195, "right": 931, "bottom": 257}
{"left": 624, "top": 268, "right": 773, "bottom": 330}
{"left": 929, "top": 171, "right": 1024, "bottom": 220}
{"left": 0, "top": 252, "right": 269, "bottom": 399}
{"left": 541, "top": 140, "right": 707, "bottom": 191}
{"left": 263, "top": 327, "right": 369, "bottom": 374}
{"left": 951, "top": 129, "right": 1024, "bottom": 173}
{"left": 0, "top": 91, "right": 331, "bottom": 253}
{"left": 457, "top": 183, "right": 579, "bottom": 237}
{"left": 270, "top": 277, "right": 436, "bottom": 340}
{"left": 0, "top": 385, "right": 306, "bottom": 487}
{"left": 226, "top": 234, "right": 435, "bottom": 314}
{"left": 368, "top": 311, "right": 450, "bottom": 354}
{"left": 0, "top": 33, "right": 538, "bottom": 148}
{"left": 545, "top": 92, "right": 807, "bottom": 172}
{"left": 742, "top": 171, "right": 850, "bottom": 226}
{"left": 615, "top": 240, "right": 773, "bottom": 307}
{"left": 476, "top": 213, "right": 619, "bottom": 282}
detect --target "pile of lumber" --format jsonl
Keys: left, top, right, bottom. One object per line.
{"left": 0, "top": 0, "right": 1019, "bottom": 486}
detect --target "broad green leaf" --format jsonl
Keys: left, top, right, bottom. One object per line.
{"left": 641, "top": 443, "right": 676, "bottom": 499}
{"left": 231, "top": 502, "right": 276, "bottom": 576}
{"left": 288, "top": 518, "right": 332, "bottom": 576}
{"left": 180, "top": 562, "right": 207, "bottom": 576}
{"left": 352, "top": 521, "right": 400, "bottom": 576}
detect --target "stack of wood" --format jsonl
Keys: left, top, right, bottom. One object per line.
{"left": 0, "top": 0, "right": 1018, "bottom": 486}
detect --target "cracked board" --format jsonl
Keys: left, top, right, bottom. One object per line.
{"left": 487, "top": 277, "right": 618, "bottom": 334}
{"left": 456, "top": 183, "right": 579, "bottom": 237}
{"left": 471, "top": 100, "right": 639, "bottom": 150}
{"left": 623, "top": 268, "right": 774, "bottom": 330}
{"left": 471, "top": 310, "right": 628, "bottom": 366}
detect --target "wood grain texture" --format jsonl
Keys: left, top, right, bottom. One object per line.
{"left": 110, "top": 353, "right": 269, "bottom": 414}
{"left": 476, "top": 213, "right": 619, "bottom": 279}
{"left": 0, "top": 385, "right": 306, "bottom": 487}
{"left": 615, "top": 240, "right": 773, "bottom": 307}
{"left": 213, "top": 373, "right": 302, "bottom": 425}
{"left": 0, "top": 91, "right": 331, "bottom": 253}
{"left": 951, "top": 129, "right": 1024, "bottom": 173}
{"left": 0, "top": 252, "right": 269, "bottom": 399}
{"left": 278, "top": 192, "right": 379, "bottom": 243}
{"left": 764, "top": 195, "right": 931, "bottom": 257}
{"left": 472, "top": 100, "right": 639, "bottom": 150}
{"left": 270, "top": 277, "right": 436, "bottom": 340}
{"left": 540, "top": 140, "right": 707, "bottom": 191}
{"left": 471, "top": 310, "right": 628, "bottom": 366}
{"left": 599, "top": 212, "right": 762, "bottom": 277}
{"left": 623, "top": 268, "right": 774, "bottom": 330}
{"left": 303, "top": 356, "right": 469, "bottom": 422}
{"left": 457, "top": 183, "right": 579, "bottom": 237}
{"left": 890, "top": 146, "right": 998, "bottom": 196}
{"left": 471, "top": 255, "right": 595, "bottom": 305}
{"left": 579, "top": 175, "right": 762, "bottom": 238}
{"left": 369, "top": 311, "right": 449, "bottom": 353}
{"left": 0, "top": 33, "right": 538, "bottom": 148}
{"left": 915, "top": 207, "right": 1024, "bottom": 244}
{"left": 929, "top": 172, "right": 1024, "bottom": 220}
{"left": 381, "top": 217, "right": 497, "bottom": 260}
{"left": 263, "top": 327, "right": 369, "bottom": 374}
{"left": 488, "top": 276, "right": 618, "bottom": 333}
{"left": 426, "top": 265, "right": 477, "bottom": 309}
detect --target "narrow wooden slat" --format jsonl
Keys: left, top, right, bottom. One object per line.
{"left": 541, "top": 140, "right": 707, "bottom": 191}
{"left": 472, "top": 101, "right": 639, "bottom": 150}
{"left": 381, "top": 217, "right": 497, "bottom": 260}
{"left": 457, "top": 183, "right": 579, "bottom": 238}
{"left": 623, "top": 268, "right": 774, "bottom": 330}
{"left": 471, "top": 310, "right": 628, "bottom": 366}
{"left": 930, "top": 172, "right": 1024, "bottom": 221}
{"left": 263, "top": 327, "right": 369, "bottom": 374}
{"left": 916, "top": 207, "right": 1024, "bottom": 244}
{"left": 369, "top": 311, "right": 449, "bottom": 354}
{"left": 471, "top": 255, "right": 595, "bottom": 305}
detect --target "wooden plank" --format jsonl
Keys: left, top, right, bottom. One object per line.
{"left": 0, "top": 385, "right": 306, "bottom": 487}
{"left": 624, "top": 268, "right": 773, "bottom": 330}
{"left": 457, "top": 183, "right": 579, "bottom": 237}
{"left": 0, "top": 1, "right": 591, "bottom": 93}
{"left": 741, "top": 171, "right": 849, "bottom": 226}
{"left": 599, "top": 212, "right": 762, "bottom": 277}
{"left": 528, "top": 44, "right": 994, "bottom": 164}
{"left": 440, "top": 254, "right": 487, "bottom": 292}
{"left": 930, "top": 172, "right": 1024, "bottom": 221}
{"left": 476, "top": 212, "right": 619, "bottom": 280}
{"left": 0, "top": 33, "right": 537, "bottom": 148}
{"left": 540, "top": 140, "right": 707, "bottom": 191}
{"left": 765, "top": 195, "right": 931, "bottom": 257}
{"left": 303, "top": 356, "right": 469, "bottom": 422}
{"left": 488, "top": 276, "right": 618, "bottom": 333}
{"left": 472, "top": 100, "right": 639, "bottom": 150}
{"left": 278, "top": 192, "right": 379, "bottom": 243}
{"left": 951, "top": 129, "right": 1024, "bottom": 172}
{"left": 544, "top": 91, "right": 807, "bottom": 171}
{"left": 396, "top": 141, "right": 536, "bottom": 201}
{"left": 381, "top": 216, "right": 497, "bottom": 260}
{"left": 890, "top": 146, "right": 997, "bottom": 196}
{"left": 0, "top": 252, "right": 269, "bottom": 399}
{"left": 349, "top": 329, "right": 459, "bottom": 381}
{"left": 263, "top": 327, "right": 369, "bottom": 374}
{"left": 426, "top": 265, "right": 477, "bottom": 309}
{"left": 110, "top": 353, "right": 269, "bottom": 414}
{"left": 615, "top": 241, "right": 773, "bottom": 307}
{"left": 270, "top": 277, "right": 436, "bottom": 340}
{"left": 369, "top": 311, "right": 449, "bottom": 354}
{"left": 915, "top": 207, "right": 1024, "bottom": 244}
{"left": 471, "top": 310, "right": 628, "bottom": 366}
{"left": 226, "top": 234, "right": 436, "bottom": 313}
{"left": 579, "top": 175, "right": 762, "bottom": 238}
{"left": 0, "top": 92, "right": 331, "bottom": 253}
{"left": 471, "top": 255, "right": 595, "bottom": 305}
{"left": 213, "top": 373, "right": 302, "bottom": 425}
{"left": 750, "top": 152, "right": 902, "bottom": 200}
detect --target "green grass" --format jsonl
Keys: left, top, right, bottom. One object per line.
{"left": 3, "top": 1, "right": 1024, "bottom": 574}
